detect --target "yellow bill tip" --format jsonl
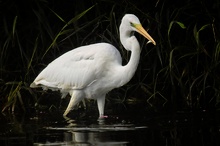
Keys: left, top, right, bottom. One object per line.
{"left": 134, "top": 24, "right": 156, "bottom": 46}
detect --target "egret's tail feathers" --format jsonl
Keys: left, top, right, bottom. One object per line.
{"left": 30, "top": 82, "right": 38, "bottom": 88}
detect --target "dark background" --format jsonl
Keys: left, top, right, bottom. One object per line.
{"left": 0, "top": 0, "right": 220, "bottom": 114}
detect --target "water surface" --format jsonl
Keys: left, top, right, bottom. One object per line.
{"left": 0, "top": 105, "right": 219, "bottom": 146}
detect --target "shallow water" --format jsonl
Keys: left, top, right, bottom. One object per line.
{"left": 0, "top": 107, "right": 220, "bottom": 146}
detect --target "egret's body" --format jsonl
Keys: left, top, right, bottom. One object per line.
{"left": 30, "top": 14, "right": 156, "bottom": 118}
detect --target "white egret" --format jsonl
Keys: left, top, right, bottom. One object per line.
{"left": 30, "top": 14, "right": 156, "bottom": 118}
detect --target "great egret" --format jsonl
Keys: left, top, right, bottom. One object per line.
{"left": 30, "top": 14, "right": 156, "bottom": 118}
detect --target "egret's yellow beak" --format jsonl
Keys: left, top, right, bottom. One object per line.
{"left": 135, "top": 24, "right": 156, "bottom": 45}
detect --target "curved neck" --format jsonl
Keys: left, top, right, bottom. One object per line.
{"left": 118, "top": 26, "right": 141, "bottom": 86}
{"left": 121, "top": 42, "right": 140, "bottom": 85}
{"left": 120, "top": 23, "right": 133, "bottom": 49}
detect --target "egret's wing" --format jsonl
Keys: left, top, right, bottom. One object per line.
{"left": 32, "top": 45, "right": 105, "bottom": 91}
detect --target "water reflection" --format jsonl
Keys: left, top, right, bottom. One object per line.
{"left": 63, "top": 131, "right": 129, "bottom": 145}
{"left": 34, "top": 116, "right": 147, "bottom": 145}
{"left": 0, "top": 110, "right": 220, "bottom": 146}
{"left": 34, "top": 127, "right": 146, "bottom": 146}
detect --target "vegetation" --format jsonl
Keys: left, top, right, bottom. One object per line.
{"left": 0, "top": 0, "right": 219, "bottom": 113}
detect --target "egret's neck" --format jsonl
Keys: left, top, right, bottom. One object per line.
{"left": 120, "top": 26, "right": 132, "bottom": 50}
{"left": 118, "top": 26, "right": 141, "bottom": 86}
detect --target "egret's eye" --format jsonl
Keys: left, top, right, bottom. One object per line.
{"left": 130, "top": 22, "right": 135, "bottom": 27}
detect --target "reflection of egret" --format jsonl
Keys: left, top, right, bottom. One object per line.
{"left": 30, "top": 14, "right": 156, "bottom": 118}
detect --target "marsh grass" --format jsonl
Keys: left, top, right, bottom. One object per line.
{"left": 0, "top": 0, "right": 219, "bottom": 113}
{"left": 140, "top": 0, "right": 220, "bottom": 111}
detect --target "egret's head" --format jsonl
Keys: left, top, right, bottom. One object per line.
{"left": 121, "top": 14, "right": 156, "bottom": 46}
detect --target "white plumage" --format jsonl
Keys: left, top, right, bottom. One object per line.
{"left": 30, "top": 14, "right": 156, "bottom": 118}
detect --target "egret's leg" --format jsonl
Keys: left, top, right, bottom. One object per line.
{"left": 97, "top": 96, "right": 107, "bottom": 118}
{"left": 63, "top": 90, "right": 84, "bottom": 116}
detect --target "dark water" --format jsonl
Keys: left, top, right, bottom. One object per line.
{"left": 0, "top": 107, "right": 220, "bottom": 146}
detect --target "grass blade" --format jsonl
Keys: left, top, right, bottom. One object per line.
{"left": 12, "top": 16, "right": 18, "bottom": 39}
{"left": 42, "top": 5, "right": 96, "bottom": 59}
